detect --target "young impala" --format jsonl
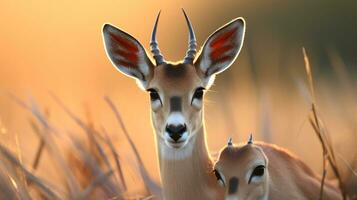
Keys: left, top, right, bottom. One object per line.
{"left": 102, "top": 9, "right": 245, "bottom": 199}
{"left": 214, "top": 136, "right": 342, "bottom": 200}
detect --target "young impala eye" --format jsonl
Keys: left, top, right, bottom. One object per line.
{"left": 147, "top": 89, "right": 162, "bottom": 105}
{"left": 191, "top": 87, "right": 205, "bottom": 106}
{"left": 248, "top": 165, "right": 265, "bottom": 184}
{"left": 213, "top": 169, "right": 225, "bottom": 187}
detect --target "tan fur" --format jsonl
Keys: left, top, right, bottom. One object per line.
{"left": 215, "top": 142, "right": 342, "bottom": 200}
{"left": 148, "top": 63, "right": 224, "bottom": 200}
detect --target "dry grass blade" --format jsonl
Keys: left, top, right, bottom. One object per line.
{"left": 0, "top": 144, "right": 62, "bottom": 200}
{"left": 50, "top": 94, "right": 123, "bottom": 192}
{"left": 31, "top": 109, "right": 50, "bottom": 171}
{"left": 101, "top": 126, "right": 127, "bottom": 191}
{"left": 8, "top": 94, "right": 81, "bottom": 197}
{"left": 302, "top": 47, "right": 347, "bottom": 200}
{"left": 302, "top": 48, "right": 316, "bottom": 103}
{"left": 49, "top": 93, "right": 91, "bottom": 131}
{"left": 32, "top": 139, "right": 45, "bottom": 170}
{"left": 86, "top": 130, "right": 114, "bottom": 183}
{"left": 49, "top": 94, "right": 111, "bottom": 169}
{"left": 0, "top": 161, "right": 29, "bottom": 200}
{"left": 79, "top": 169, "right": 114, "bottom": 199}
{"left": 68, "top": 136, "right": 121, "bottom": 198}
{"left": 337, "top": 153, "right": 357, "bottom": 177}
{"left": 0, "top": 169, "right": 18, "bottom": 199}
{"left": 104, "top": 96, "right": 162, "bottom": 198}
{"left": 14, "top": 130, "right": 29, "bottom": 195}
{"left": 29, "top": 119, "right": 47, "bottom": 171}
{"left": 319, "top": 154, "right": 328, "bottom": 200}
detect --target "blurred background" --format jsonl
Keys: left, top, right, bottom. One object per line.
{"left": 0, "top": 0, "right": 356, "bottom": 196}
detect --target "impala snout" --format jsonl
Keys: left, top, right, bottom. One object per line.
{"left": 166, "top": 124, "right": 187, "bottom": 142}
{"left": 164, "top": 112, "right": 189, "bottom": 148}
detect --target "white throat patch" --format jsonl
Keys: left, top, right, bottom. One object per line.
{"left": 160, "top": 135, "right": 196, "bottom": 160}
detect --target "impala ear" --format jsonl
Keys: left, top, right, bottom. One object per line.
{"left": 102, "top": 24, "right": 154, "bottom": 88}
{"left": 194, "top": 18, "right": 245, "bottom": 85}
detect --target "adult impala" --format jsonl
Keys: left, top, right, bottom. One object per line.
{"left": 102, "top": 9, "right": 245, "bottom": 199}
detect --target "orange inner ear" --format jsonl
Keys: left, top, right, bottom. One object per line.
{"left": 110, "top": 33, "right": 139, "bottom": 66}
{"left": 209, "top": 28, "right": 237, "bottom": 61}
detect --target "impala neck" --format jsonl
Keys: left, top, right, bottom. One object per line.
{"left": 157, "top": 120, "right": 223, "bottom": 200}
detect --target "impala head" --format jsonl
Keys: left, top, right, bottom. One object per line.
{"left": 214, "top": 136, "right": 269, "bottom": 200}
{"left": 102, "top": 10, "right": 245, "bottom": 151}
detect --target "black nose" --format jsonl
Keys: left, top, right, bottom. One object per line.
{"left": 166, "top": 124, "right": 187, "bottom": 142}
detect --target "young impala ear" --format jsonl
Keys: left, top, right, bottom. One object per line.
{"left": 102, "top": 24, "right": 154, "bottom": 88}
{"left": 194, "top": 18, "right": 245, "bottom": 85}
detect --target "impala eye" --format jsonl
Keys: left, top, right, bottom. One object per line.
{"left": 147, "top": 89, "right": 162, "bottom": 105}
{"left": 191, "top": 87, "right": 205, "bottom": 105}
{"left": 248, "top": 165, "right": 265, "bottom": 184}
{"left": 213, "top": 169, "right": 225, "bottom": 187}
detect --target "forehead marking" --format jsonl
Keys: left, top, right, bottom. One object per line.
{"left": 228, "top": 177, "right": 239, "bottom": 194}
{"left": 170, "top": 96, "right": 182, "bottom": 112}
{"left": 164, "top": 64, "right": 187, "bottom": 78}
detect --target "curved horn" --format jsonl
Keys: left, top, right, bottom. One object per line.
{"left": 247, "top": 134, "right": 253, "bottom": 145}
{"left": 182, "top": 8, "right": 197, "bottom": 64}
{"left": 150, "top": 11, "right": 166, "bottom": 65}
